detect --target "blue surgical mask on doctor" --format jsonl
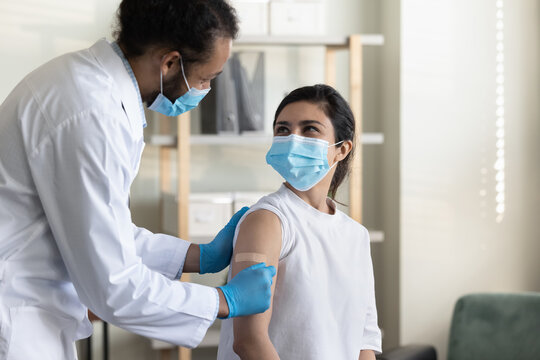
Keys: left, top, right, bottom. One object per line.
{"left": 149, "top": 57, "right": 210, "bottom": 116}
{"left": 266, "top": 134, "right": 344, "bottom": 191}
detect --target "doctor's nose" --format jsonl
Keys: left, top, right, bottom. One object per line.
{"left": 194, "top": 79, "right": 211, "bottom": 90}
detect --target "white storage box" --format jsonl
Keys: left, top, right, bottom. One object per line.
{"left": 233, "top": 191, "right": 267, "bottom": 212}
{"left": 189, "top": 193, "right": 234, "bottom": 242}
{"left": 161, "top": 192, "right": 233, "bottom": 242}
{"left": 232, "top": 0, "right": 269, "bottom": 36}
{"left": 270, "top": 1, "right": 325, "bottom": 36}
{"left": 161, "top": 191, "right": 272, "bottom": 240}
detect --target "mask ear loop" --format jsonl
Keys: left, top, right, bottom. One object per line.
{"left": 180, "top": 57, "right": 191, "bottom": 90}
{"left": 329, "top": 140, "right": 345, "bottom": 148}
{"left": 158, "top": 54, "right": 166, "bottom": 94}
{"left": 159, "top": 68, "right": 163, "bottom": 94}
{"left": 328, "top": 140, "right": 346, "bottom": 168}
{"left": 159, "top": 55, "right": 189, "bottom": 94}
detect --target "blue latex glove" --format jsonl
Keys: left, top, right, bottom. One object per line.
{"left": 199, "top": 207, "right": 249, "bottom": 274}
{"left": 218, "top": 262, "right": 277, "bottom": 318}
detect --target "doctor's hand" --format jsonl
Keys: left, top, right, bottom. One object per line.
{"left": 199, "top": 207, "right": 249, "bottom": 274}
{"left": 217, "top": 262, "right": 276, "bottom": 319}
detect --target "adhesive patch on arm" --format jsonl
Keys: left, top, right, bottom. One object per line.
{"left": 234, "top": 252, "right": 267, "bottom": 263}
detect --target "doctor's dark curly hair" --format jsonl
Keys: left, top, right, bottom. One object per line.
{"left": 273, "top": 84, "right": 356, "bottom": 200}
{"left": 114, "top": 0, "right": 238, "bottom": 70}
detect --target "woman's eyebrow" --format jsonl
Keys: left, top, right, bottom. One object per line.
{"left": 299, "top": 120, "right": 326, "bottom": 127}
{"left": 275, "top": 120, "right": 290, "bottom": 126}
{"left": 275, "top": 120, "right": 326, "bottom": 127}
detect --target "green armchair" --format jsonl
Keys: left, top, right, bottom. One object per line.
{"left": 378, "top": 292, "right": 540, "bottom": 360}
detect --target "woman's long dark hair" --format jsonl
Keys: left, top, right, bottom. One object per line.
{"left": 273, "top": 84, "right": 356, "bottom": 199}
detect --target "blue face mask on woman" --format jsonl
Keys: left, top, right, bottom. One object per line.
{"left": 265, "top": 134, "right": 344, "bottom": 191}
{"left": 148, "top": 58, "right": 210, "bottom": 117}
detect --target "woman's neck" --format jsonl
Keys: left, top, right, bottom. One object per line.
{"left": 284, "top": 181, "right": 334, "bottom": 214}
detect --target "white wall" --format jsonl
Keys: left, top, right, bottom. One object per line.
{"left": 377, "top": 0, "right": 401, "bottom": 350}
{"left": 0, "top": 0, "right": 121, "bottom": 102}
{"left": 400, "top": 0, "right": 540, "bottom": 358}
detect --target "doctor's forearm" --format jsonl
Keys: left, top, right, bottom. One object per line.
{"left": 217, "top": 288, "right": 230, "bottom": 318}
{"left": 182, "top": 243, "right": 200, "bottom": 273}
{"left": 180, "top": 245, "right": 231, "bottom": 318}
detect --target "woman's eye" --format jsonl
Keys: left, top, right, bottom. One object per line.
{"left": 276, "top": 126, "right": 289, "bottom": 134}
{"left": 304, "top": 126, "right": 319, "bottom": 133}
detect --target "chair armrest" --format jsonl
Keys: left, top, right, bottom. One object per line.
{"left": 376, "top": 345, "right": 437, "bottom": 360}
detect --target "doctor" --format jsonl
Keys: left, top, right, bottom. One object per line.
{"left": 0, "top": 0, "right": 276, "bottom": 359}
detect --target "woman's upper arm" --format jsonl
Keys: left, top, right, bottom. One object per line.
{"left": 359, "top": 350, "right": 376, "bottom": 360}
{"left": 232, "top": 209, "right": 282, "bottom": 340}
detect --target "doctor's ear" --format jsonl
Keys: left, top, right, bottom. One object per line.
{"left": 334, "top": 140, "right": 353, "bottom": 162}
{"left": 159, "top": 51, "right": 181, "bottom": 77}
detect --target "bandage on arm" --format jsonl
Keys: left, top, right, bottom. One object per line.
{"left": 231, "top": 210, "right": 282, "bottom": 360}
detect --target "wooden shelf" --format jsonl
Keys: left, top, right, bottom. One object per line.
{"left": 191, "top": 229, "right": 384, "bottom": 244}
{"left": 235, "top": 34, "right": 384, "bottom": 47}
{"left": 149, "top": 133, "right": 384, "bottom": 147}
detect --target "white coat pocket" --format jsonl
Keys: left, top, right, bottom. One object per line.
{"left": 5, "top": 306, "right": 77, "bottom": 360}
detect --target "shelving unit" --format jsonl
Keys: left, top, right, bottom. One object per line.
{"left": 236, "top": 34, "right": 384, "bottom": 46}
{"left": 187, "top": 230, "right": 385, "bottom": 244}
{"left": 154, "top": 33, "right": 384, "bottom": 360}
{"left": 149, "top": 132, "right": 384, "bottom": 146}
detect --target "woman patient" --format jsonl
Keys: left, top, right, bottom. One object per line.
{"left": 217, "top": 84, "right": 382, "bottom": 360}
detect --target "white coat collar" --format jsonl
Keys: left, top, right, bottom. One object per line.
{"left": 88, "top": 38, "right": 146, "bottom": 133}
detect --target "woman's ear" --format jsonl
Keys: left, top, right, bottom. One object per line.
{"left": 334, "top": 140, "right": 353, "bottom": 162}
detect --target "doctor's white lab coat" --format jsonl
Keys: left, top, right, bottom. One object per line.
{"left": 0, "top": 39, "right": 218, "bottom": 359}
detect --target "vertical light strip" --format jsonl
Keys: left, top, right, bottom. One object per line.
{"left": 495, "top": 0, "right": 505, "bottom": 222}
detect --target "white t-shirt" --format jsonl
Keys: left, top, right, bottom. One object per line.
{"left": 217, "top": 184, "right": 382, "bottom": 359}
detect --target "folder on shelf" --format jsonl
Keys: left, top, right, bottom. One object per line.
{"left": 231, "top": 52, "right": 265, "bottom": 133}
{"left": 200, "top": 51, "right": 265, "bottom": 134}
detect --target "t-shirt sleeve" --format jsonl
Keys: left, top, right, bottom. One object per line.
{"left": 360, "top": 227, "right": 382, "bottom": 354}
{"left": 232, "top": 201, "right": 293, "bottom": 260}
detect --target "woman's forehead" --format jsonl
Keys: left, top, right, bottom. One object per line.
{"left": 277, "top": 101, "right": 330, "bottom": 123}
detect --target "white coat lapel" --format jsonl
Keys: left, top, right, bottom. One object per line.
{"left": 89, "top": 39, "right": 144, "bottom": 140}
